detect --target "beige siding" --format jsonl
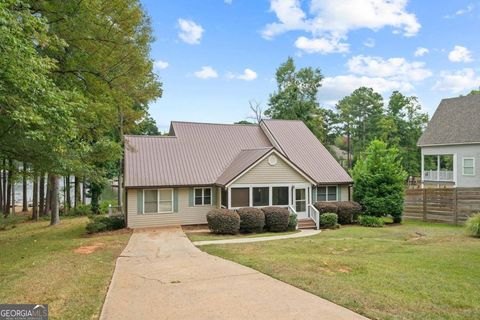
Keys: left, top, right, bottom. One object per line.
{"left": 126, "top": 187, "right": 217, "bottom": 228}
{"left": 235, "top": 156, "right": 309, "bottom": 184}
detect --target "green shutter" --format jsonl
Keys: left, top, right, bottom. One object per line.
{"left": 211, "top": 187, "right": 217, "bottom": 206}
{"left": 312, "top": 187, "right": 317, "bottom": 203}
{"left": 337, "top": 186, "right": 341, "bottom": 201}
{"left": 137, "top": 190, "right": 143, "bottom": 214}
{"left": 173, "top": 188, "right": 178, "bottom": 212}
{"left": 188, "top": 188, "right": 194, "bottom": 207}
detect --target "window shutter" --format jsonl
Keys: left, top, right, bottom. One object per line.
{"left": 173, "top": 188, "right": 178, "bottom": 212}
{"left": 211, "top": 187, "right": 216, "bottom": 206}
{"left": 188, "top": 188, "right": 194, "bottom": 207}
{"left": 337, "top": 186, "right": 341, "bottom": 201}
{"left": 137, "top": 190, "right": 143, "bottom": 214}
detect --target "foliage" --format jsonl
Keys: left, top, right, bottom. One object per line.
{"left": 288, "top": 213, "right": 298, "bottom": 231}
{"left": 0, "top": 215, "right": 28, "bottom": 231}
{"left": 85, "top": 215, "right": 125, "bottom": 234}
{"left": 206, "top": 209, "right": 240, "bottom": 234}
{"left": 358, "top": 215, "right": 384, "bottom": 227}
{"left": 314, "top": 202, "right": 338, "bottom": 214}
{"left": 351, "top": 140, "right": 407, "bottom": 222}
{"left": 465, "top": 213, "right": 480, "bottom": 238}
{"left": 319, "top": 212, "right": 338, "bottom": 229}
{"left": 71, "top": 204, "right": 92, "bottom": 216}
{"left": 335, "top": 201, "right": 362, "bottom": 224}
{"left": 236, "top": 207, "right": 265, "bottom": 233}
{"left": 262, "top": 207, "right": 289, "bottom": 232}
{"left": 99, "top": 200, "right": 119, "bottom": 215}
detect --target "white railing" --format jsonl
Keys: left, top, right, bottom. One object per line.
{"left": 423, "top": 170, "right": 454, "bottom": 181}
{"left": 307, "top": 204, "right": 320, "bottom": 230}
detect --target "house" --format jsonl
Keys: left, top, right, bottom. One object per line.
{"left": 417, "top": 94, "right": 480, "bottom": 188}
{"left": 330, "top": 145, "right": 349, "bottom": 169}
{"left": 123, "top": 120, "right": 353, "bottom": 228}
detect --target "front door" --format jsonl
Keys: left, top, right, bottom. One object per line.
{"left": 295, "top": 188, "right": 307, "bottom": 219}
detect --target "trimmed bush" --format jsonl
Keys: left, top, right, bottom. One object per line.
{"left": 206, "top": 209, "right": 240, "bottom": 234}
{"left": 358, "top": 215, "right": 384, "bottom": 228}
{"left": 319, "top": 212, "right": 338, "bottom": 229}
{"left": 288, "top": 213, "right": 298, "bottom": 231}
{"left": 314, "top": 202, "right": 338, "bottom": 214}
{"left": 86, "top": 215, "right": 125, "bottom": 234}
{"left": 262, "top": 207, "right": 289, "bottom": 232}
{"left": 465, "top": 213, "right": 480, "bottom": 238}
{"left": 335, "top": 201, "right": 362, "bottom": 224}
{"left": 236, "top": 207, "right": 265, "bottom": 233}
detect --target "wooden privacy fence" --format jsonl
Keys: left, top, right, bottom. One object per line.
{"left": 404, "top": 188, "right": 480, "bottom": 225}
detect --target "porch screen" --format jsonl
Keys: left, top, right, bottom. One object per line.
{"left": 253, "top": 187, "right": 269, "bottom": 206}
{"left": 231, "top": 188, "right": 249, "bottom": 207}
{"left": 272, "top": 187, "right": 289, "bottom": 205}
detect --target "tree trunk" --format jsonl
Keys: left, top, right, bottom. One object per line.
{"left": 63, "top": 176, "right": 66, "bottom": 213}
{"left": 82, "top": 178, "right": 86, "bottom": 204}
{"left": 4, "top": 163, "right": 11, "bottom": 218}
{"left": 39, "top": 174, "right": 45, "bottom": 216}
{"left": 66, "top": 175, "right": 71, "bottom": 212}
{"left": 45, "top": 175, "right": 51, "bottom": 215}
{"left": 90, "top": 181, "right": 102, "bottom": 214}
{"left": 2, "top": 159, "right": 6, "bottom": 213}
{"left": 32, "top": 174, "right": 38, "bottom": 221}
{"left": 74, "top": 176, "right": 81, "bottom": 208}
{"left": 22, "top": 163, "right": 28, "bottom": 212}
{"left": 0, "top": 166, "right": 3, "bottom": 214}
{"left": 9, "top": 161, "right": 15, "bottom": 215}
{"left": 49, "top": 174, "right": 60, "bottom": 225}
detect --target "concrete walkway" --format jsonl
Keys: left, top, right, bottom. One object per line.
{"left": 100, "top": 227, "right": 368, "bottom": 320}
{"left": 193, "top": 229, "right": 321, "bottom": 246}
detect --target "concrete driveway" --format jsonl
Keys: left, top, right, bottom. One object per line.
{"left": 100, "top": 227, "right": 368, "bottom": 320}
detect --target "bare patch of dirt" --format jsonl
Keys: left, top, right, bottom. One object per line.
{"left": 338, "top": 266, "right": 351, "bottom": 273}
{"left": 74, "top": 242, "right": 104, "bottom": 254}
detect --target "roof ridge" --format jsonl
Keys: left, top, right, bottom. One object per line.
{"left": 240, "top": 146, "right": 273, "bottom": 151}
{"left": 124, "top": 135, "right": 176, "bottom": 138}
{"left": 171, "top": 120, "right": 259, "bottom": 127}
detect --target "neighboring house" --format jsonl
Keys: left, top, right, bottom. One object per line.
{"left": 330, "top": 145, "right": 349, "bottom": 169}
{"left": 417, "top": 95, "right": 480, "bottom": 188}
{"left": 124, "top": 120, "right": 352, "bottom": 228}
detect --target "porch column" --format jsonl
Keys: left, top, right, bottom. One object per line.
{"left": 421, "top": 150, "right": 424, "bottom": 184}
{"left": 227, "top": 187, "right": 231, "bottom": 209}
{"left": 437, "top": 155, "right": 441, "bottom": 180}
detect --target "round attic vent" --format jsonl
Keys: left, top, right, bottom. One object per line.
{"left": 268, "top": 155, "right": 278, "bottom": 166}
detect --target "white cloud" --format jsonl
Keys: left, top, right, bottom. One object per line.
{"left": 153, "top": 60, "right": 169, "bottom": 70}
{"left": 294, "top": 36, "right": 349, "bottom": 54}
{"left": 224, "top": 0, "right": 233, "bottom": 4}
{"left": 414, "top": 47, "right": 429, "bottom": 57}
{"left": 227, "top": 69, "right": 258, "bottom": 81}
{"left": 363, "top": 38, "right": 375, "bottom": 48}
{"left": 193, "top": 66, "right": 218, "bottom": 79}
{"left": 448, "top": 45, "right": 473, "bottom": 63}
{"left": 262, "top": 0, "right": 420, "bottom": 54}
{"left": 177, "top": 18, "right": 204, "bottom": 44}
{"left": 347, "top": 55, "right": 432, "bottom": 82}
{"left": 444, "top": 4, "right": 474, "bottom": 19}
{"left": 433, "top": 68, "right": 480, "bottom": 93}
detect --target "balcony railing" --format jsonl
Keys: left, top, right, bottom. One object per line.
{"left": 423, "top": 170, "right": 454, "bottom": 181}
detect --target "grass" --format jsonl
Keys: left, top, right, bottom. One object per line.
{"left": 201, "top": 220, "right": 480, "bottom": 320}
{"left": 0, "top": 216, "right": 131, "bottom": 320}
{"left": 186, "top": 230, "right": 299, "bottom": 242}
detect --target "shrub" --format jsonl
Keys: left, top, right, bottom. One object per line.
{"left": 335, "top": 201, "right": 362, "bottom": 224}
{"left": 86, "top": 215, "right": 125, "bottom": 234}
{"left": 236, "top": 208, "right": 265, "bottom": 233}
{"left": 351, "top": 140, "right": 407, "bottom": 222}
{"left": 72, "top": 204, "right": 91, "bottom": 216}
{"left": 288, "top": 213, "right": 297, "bottom": 231}
{"left": 99, "top": 200, "right": 118, "bottom": 214}
{"left": 262, "top": 207, "right": 289, "bottom": 232}
{"left": 206, "top": 209, "right": 240, "bottom": 234}
{"left": 358, "top": 215, "right": 384, "bottom": 228}
{"left": 319, "top": 213, "right": 338, "bottom": 229}
{"left": 465, "top": 213, "right": 480, "bottom": 238}
{"left": 314, "top": 202, "right": 338, "bottom": 214}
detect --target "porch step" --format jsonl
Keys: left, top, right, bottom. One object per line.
{"left": 298, "top": 218, "right": 317, "bottom": 230}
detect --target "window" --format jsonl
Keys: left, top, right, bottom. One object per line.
{"left": 144, "top": 189, "right": 173, "bottom": 213}
{"left": 272, "top": 187, "right": 289, "bottom": 206}
{"left": 463, "top": 157, "right": 475, "bottom": 176}
{"left": 194, "top": 187, "right": 212, "bottom": 206}
{"left": 253, "top": 187, "right": 269, "bottom": 206}
{"left": 231, "top": 188, "right": 249, "bottom": 207}
{"left": 317, "top": 186, "right": 337, "bottom": 201}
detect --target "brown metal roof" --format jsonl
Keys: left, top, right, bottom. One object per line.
{"left": 215, "top": 147, "right": 273, "bottom": 186}
{"left": 261, "top": 120, "right": 353, "bottom": 184}
{"left": 124, "top": 120, "right": 353, "bottom": 187}
{"left": 417, "top": 95, "right": 480, "bottom": 146}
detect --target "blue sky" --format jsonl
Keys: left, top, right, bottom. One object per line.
{"left": 141, "top": 0, "right": 480, "bottom": 131}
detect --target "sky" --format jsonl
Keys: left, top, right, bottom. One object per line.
{"left": 141, "top": 0, "right": 480, "bottom": 131}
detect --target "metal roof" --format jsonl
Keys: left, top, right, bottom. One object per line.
{"left": 124, "top": 120, "right": 353, "bottom": 187}
{"left": 418, "top": 95, "right": 480, "bottom": 146}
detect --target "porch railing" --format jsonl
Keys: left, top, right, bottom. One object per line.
{"left": 307, "top": 204, "right": 320, "bottom": 230}
{"left": 423, "top": 170, "right": 454, "bottom": 181}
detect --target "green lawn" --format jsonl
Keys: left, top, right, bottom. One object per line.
{"left": 0, "top": 216, "right": 131, "bottom": 320}
{"left": 201, "top": 220, "right": 480, "bottom": 320}
{"left": 185, "top": 230, "right": 299, "bottom": 242}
